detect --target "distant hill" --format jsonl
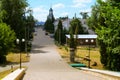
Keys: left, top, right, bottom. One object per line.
{"left": 36, "top": 21, "right": 45, "bottom": 26}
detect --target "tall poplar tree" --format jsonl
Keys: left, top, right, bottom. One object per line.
{"left": 54, "top": 20, "right": 64, "bottom": 44}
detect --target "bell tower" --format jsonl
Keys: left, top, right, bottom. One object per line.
{"left": 47, "top": 7, "right": 55, "bottom": 22}
{"left": 49, "top": 8, "right": 53, "bottom": 17}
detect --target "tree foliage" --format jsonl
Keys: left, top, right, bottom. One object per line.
{"left": 26, "top": 12, "right": 36, "bottom": 40}
{"left": 0, "top": 0, "right": 35, "bottom": 63}
{"left": 70, "top": 18, "right": 84, "bottom": 34}
{"left": 1, "top": 0, "right": 28, "bottom": 39}
{"left": 80, "top": 12, "right": 88, "bottom": 19}
{"left": 69, "top": 24, "right": 77, "bottom": 62}
{"left": 88, "top": 0, "right": 120, "bottom": 71}
{"left": 69, "top": 28, "right": 76, "bottom": 49}
{"left": 0, "top": 0, "right": 35, "bottom": 51}
{"left": 0, "top": 23, "right": 16, "bottom": 63}
{"left": 54, "top": 20, "right": 67, "bottom": 45}
{"left": 68, "top": 18, "right": 85, "bottom": 62}
{"left": 44, "top": 19, "right": 54, "bottom": 33}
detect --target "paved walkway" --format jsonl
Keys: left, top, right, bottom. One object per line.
{"left": 23, "top": 28, "right": 104, "bottom": 80}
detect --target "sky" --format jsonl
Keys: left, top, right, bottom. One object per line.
{"left": 28, "top": 0, "right": 96, "bottom": 21}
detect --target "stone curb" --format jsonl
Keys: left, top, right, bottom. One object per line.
{"left": 80, "top": 67, "right": 120, "bottom": 80}
{"left": 2, "top": 68, "right": 26, "bottom": 80}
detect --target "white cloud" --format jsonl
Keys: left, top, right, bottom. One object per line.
{"left": 33, "top": 6, "right": 47, "bottom": 13}
{"left": 53, "top": 3, "right": 65, "bottom": 9}
{"left": 72, "top": 3, "right": 86, "bottom": 8}
{"left": 80, "top": 8, "right": 92, "bottom": 13}
{"left": 61, "top": 12, "right": 69, "bottom": 16}
{"left": 73, "top": 0, "right": 92, "bottom": 3}
{"left": 32, "top": 6, "right": 48, "bottom": 21}
{"left": 72, "top": 0, "right": 92, "bottom": 8}
{"left": 32, "top": 4, "right": 65, "bottom": 21}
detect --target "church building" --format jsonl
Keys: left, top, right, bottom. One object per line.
{"left": 47, "top": 7, "right": 55, "bottom": 22}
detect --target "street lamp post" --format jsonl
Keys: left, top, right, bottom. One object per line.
{"left": 25, "top": 26, "right": 27, "bottom": 55}
{"left": 25, "top": 26, "right": 30, "bottom": 57}
{"left": 16, "top": 38, "right": 25, "bottom": 69}
{"left": 85, "top": 39, "right": 94, "bottom": 68}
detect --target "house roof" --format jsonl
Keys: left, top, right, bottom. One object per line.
{"left": 66, "top": 34, "right": 97, "bottom": 39}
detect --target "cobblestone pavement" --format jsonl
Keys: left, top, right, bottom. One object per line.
{"left": 23, "top": 27, "right": 105, "bottom": 80}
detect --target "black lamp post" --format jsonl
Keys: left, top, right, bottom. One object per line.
{"left": 85, "top": 39, "right": 94, "bottom": 68}
{"left": 16, "top": 38, "right": 25, "bottom": 69}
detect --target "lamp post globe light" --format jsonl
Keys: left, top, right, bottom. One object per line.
{"left": 85, "top": 39, "right": 94, "bottom": 68}
{"left": 16, "top": 38, "right": 25, "bottom": 69}
{"left": 85, "top": 39, "right": 88, "bottom": 43}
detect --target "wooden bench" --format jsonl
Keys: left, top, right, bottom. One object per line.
{"left": 2, "top": 68, "right": 25, "bottom": 80}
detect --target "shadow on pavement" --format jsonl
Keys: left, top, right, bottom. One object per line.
{"left": 0, "top": 62, "right": 19, "bottom": 67}
{"left": 30, "top": 44, "right": 48, "bottom": 54}
{"left": 31, "top": 44, "right": 45, "bottom": 49}
{"left": 0, "top": 64, "right": 8, "bottom": 67}
{"left": 31, "top": 49, "right": 48, "bottom": 54}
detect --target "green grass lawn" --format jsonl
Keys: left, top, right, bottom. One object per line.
{"left": 57, "top": 46, "right": 104, "bottom": 70}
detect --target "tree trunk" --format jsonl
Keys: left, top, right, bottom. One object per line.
{"left": 70, "top": 48, "right": 75, "bottom": 62}
{"left": 0, "top": 55, "right": 6, "bottom": 64}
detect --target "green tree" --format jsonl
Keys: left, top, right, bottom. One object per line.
{"left": 26, "top": 12, "right": 36, "bottom": 40}
{"left": 44, "top": 19, "right": 54, "bottom": 33}
{"left": 68, "top": 18, "right": 84, "bottom": 62}
{"left": 80, "top": 12, "right": 88, "bottom": 19}
{"left": 89, "top": 0, "right": 120, "bottom": 71}
{"left": 75, "top": 24, "right": 79, "bottom": 46}
{"left": 70, "top": 18, "right": 84, "bottom": 34}
{"left": 1, "top": 0, "right": 35, "bottom": 52}
{"left": 69, "top": 26, "right": 77, "bottom": 62}
{"left": 0, "top": 23, "right": 16, "bottom": 63}
{"left": 1, "top": 0, "right": 28, "bottom": 39}
{"left": 62, "top": 28, "right": 69, "bottom": 44}
{"left": 54, "top": 20, "right": 66, "bottom": 45}
{"left": 54, "top": 21, "right": 69, "bottom": 45}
